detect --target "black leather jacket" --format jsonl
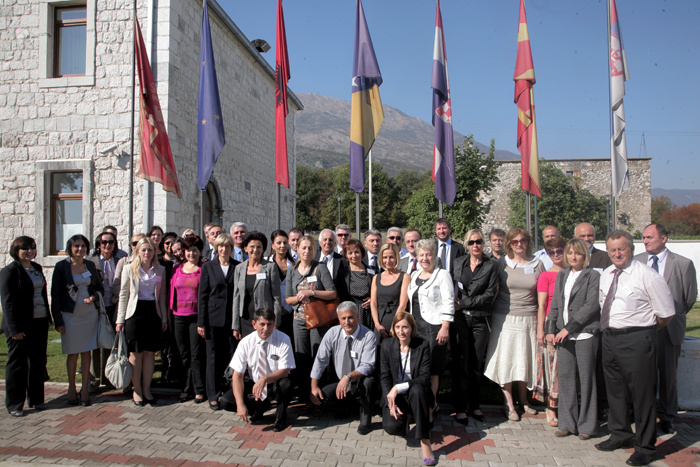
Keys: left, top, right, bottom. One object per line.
{"left": 450, "top": 255, "right": 499, "bottom": 317}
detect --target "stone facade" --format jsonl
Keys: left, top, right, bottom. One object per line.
{"left": 481, "top": 158, "right": 652, "bottom": 236}
{"left": 0, "top": 0, "right": 302, "bottom": 272}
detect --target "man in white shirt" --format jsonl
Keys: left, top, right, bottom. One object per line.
{"left": 399, "top": 229, "right": 422, "bottom": 274}
{"left": 310, "top": 302, "right": 376, "bottom": 435}
{"left": 364, "top": 229, "right": 382, "bottom": 273}
{"left": 635, "top": 223, "right": 697, "bottom": 435}
{"left": 314, "top": 229, "right": 343, "bottom": 279}
{"left": 595, "top": 231, "right": 675, "bottom": 466}
{"left": 288, "top": 227, "right": 302, "bottom": 263}
{"left": 335, "top": 224, "right": 352, "bottom": 255}
{"left": 434, "top": 218, "right": 464, "bottom": 275}
{"left": 220, "top": 308, "right": 295, "bottom": 432}
{"left": 230, "top": 222, "right": 248, "bottom": 262}
{"left": 386, "top": 227, "right": 409, "bottom": 258}
{"left": 533, "top": 225, "right": 559, "bottom": 270}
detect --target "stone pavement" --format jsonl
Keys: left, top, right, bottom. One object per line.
{"left": 1, "top": 383, "right": 699, "bottom": 467}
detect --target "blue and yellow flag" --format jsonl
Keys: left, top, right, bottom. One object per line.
{"left": 349, "top": 0, "right": 383, "bottom": 194}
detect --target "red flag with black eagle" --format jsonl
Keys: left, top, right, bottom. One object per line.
{"left": 274, "top": 0, "right": 290, "bottom": 188}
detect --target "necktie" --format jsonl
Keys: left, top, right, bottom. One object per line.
{"left": 292, "top": 252, "right": 298, "bottom": 262}
{"left": 440, "top": 243, "right": 447, "bottom": 269}
{"left": 256, "top": 341, "right": 270, "bottom": 400}
{"left": 600, "top": 269, "right": 623, "bottom": 330}
{"left": 410, "top": 258, "right": 417, "bottom": 273}
{"left": 104, "top": 258, "right": 114, "bottom": 286}
{"left": 651, "top": 255, "right": 659, "bottom": 273}
{"left": 341, "top": 336, "right": 354, "bottom": 376}
{"left": 370, "top": 255, "right": 378, "bottom": 270}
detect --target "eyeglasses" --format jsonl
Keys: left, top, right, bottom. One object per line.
{"left": 467, "top": 239, "right": 484, "bottom": 246}
{"left": 337, "top": 233, "right": 349, "bottom": 238}
{"left": 20, "top": 244, "right": 37, "bottom": 250}
{"left": 101, "top": 240, "right": 115, "bottom": 245}
{"left": 184, "top": 233, "right": 196, "bottom": 238}
{"left": 511, "top": 239, "right": 528, "bottom": 246}
{"left": 164, "top": 241, "right": 173, "bottom": 246}
{"left": 547, "top": 248, "right": 565, "bottom": 257}
{"left": 387, "top": 236, "right": 402, "bottom": 241}
{"left": 131, "top": 241, "right": 139, "bottom": 246}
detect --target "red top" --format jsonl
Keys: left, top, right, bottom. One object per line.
{"left": 536, "top": 271, "right": 558, "bottom": 316}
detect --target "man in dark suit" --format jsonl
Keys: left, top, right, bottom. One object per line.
{"left": 313, "top": 229, "right": 345, "bottom": 279}
{"left": 635, "top": 223, "right": 697, "bottom": 435}
{"left": 202, "top": 224, "right": 223, "bottom": 261}
{"left": 364, "top": 230, "right": 383, "bottom": 274}
{"left": 434, "top": 218, "right": 464, "bottom": 275}
{"left": 575, "top": 222, "right": 612, "bottom": 271}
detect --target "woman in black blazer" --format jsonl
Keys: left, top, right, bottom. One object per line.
{"left": 0, "top": 236, "right": 56, "bottom": 417}
{"left": 545, "top": 238, "right": 601, "bottom": 439}
{"left": 51, "top": 234, "right": 104, "bottom": 406}
{"left": 381, "top": 311, "right": 436, "bottom": 466}
{"left": 198, "top": 234, "right": 239, "bottom": 411}
{"left": 335, "top": 239, "right": 373, "bottom": 329}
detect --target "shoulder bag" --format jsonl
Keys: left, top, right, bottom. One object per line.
{"left": 105, "top": 331, "right": 133, "bottom": 389}
{"left": 303, "top": 266, "right": 340, "bottom": 330}
{"left": 95, "top": 291, "right": 116, "bottom": 349}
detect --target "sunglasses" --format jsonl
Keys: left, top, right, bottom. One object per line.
{"left": 511, "top": 239, "right": 528, "bottom": 246}
{"left": 387, "top": 236, "right": 402, "bottom": 241}
{"left": 184, "top": 233, "right": 196, "bottom": 238}
{"left": 101, "top": 240, "right": 115, "bottom": 245}
{"left": 547, "top": 248, "right": 565, "bottom": 257}
{"left": 164, "top": 241, "right": 174, "bottom": 246}
{"left": 337, "top": 233, "right": 349, "bottom": 238}
{"left": 20, "top": 244, "right": 37, "bottom": 250}
{"left": 467, "top": 239, "right": 484, "bottom": 246}
{"left": 131, "top": 241, "right": 139, "bottom": 246}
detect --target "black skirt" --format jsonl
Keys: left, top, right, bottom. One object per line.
{"left": 125, "top": 300, "right": 162, "bottom": 353}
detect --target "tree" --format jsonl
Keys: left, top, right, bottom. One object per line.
{"left": 507, "top": 160, "right": 608, "bottom": 243}
{"left": 652, "top": 195, "right": 676, "bottom": 224}
{"left": 295, "top": 166, "right": 333, "bottom": 231}
{"left": 403, "top": 136, "right": 501, "bottom": 239}
{"left": 661, "top": 203, "right": 700, "bottom": 237}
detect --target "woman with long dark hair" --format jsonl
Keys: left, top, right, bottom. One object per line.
{"left": 268, "top": 229, "right": 295, "bottom": 340}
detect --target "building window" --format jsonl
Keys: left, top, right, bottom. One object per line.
{"left": 244, "top": 180, "right": 251, "bottom": 192}
{"left": 51, "top": 172, "right": 83, "bottom": 254}
{"left": 202, "top": 181, "right": 221, "bottom": 226}
{"left": 54, "top": 7, "right": 86, "bottom": 77}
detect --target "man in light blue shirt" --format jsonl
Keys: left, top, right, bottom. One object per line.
{"left": 310, "top": 301, "right": 376, "bottom": 435}
{"left": 230, "top": 222, "right": 248, "bottom": 262}
{"left": 533, "top": 225, "right": 560, "bottom": 269}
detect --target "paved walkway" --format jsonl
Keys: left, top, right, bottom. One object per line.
{"left": 1, "top": 383, "right": 699, "bottom": 467}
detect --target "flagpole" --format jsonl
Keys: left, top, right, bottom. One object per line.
{"left": 525, "top": 192, "right": 531, "bottom": 232}
{"left": 438, "top": 200, "right": 443, "bottom": 218}
{"left": 127, "top": 0, "right": 137, "bottom": 241}
{"left": 607, "top": 0, "right": 616, "bottom": 231}
{"left": 533, "top": 195, "right": 539, "bottom": 251}
{"left": 199, "top": 190, "right": 205, "bottom": 238}
{"left": 276, "top": 184, "right": 281, "bottom": 230}
{"left": 355, "top": 193, "right": 361, "bottom": 237}
{"left": 368, "top": 149, "right": 373, "bottom": 230}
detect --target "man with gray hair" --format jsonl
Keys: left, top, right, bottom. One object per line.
{"left": 386, "top": 226, "right": 409, "bottom": 258}
{"left": 335, "top": 224, "right": 352, "bottom": 255}
{"left": 364, "top": 229, "right": 382, "bottom": 273}
{"left": 314, "top": 229, "right": 343, "bottom": 279}
{"left": 310, "top": 301, "right": 376, "bottom": 435}
{"left": 533, "top": 225, "right": 560, "bottom": 269}
{"left": 230, "top": 222, "right": 248, "bottom": 261}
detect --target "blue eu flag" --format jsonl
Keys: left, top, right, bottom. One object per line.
{"left": 197, "top": 0, "right": 225, "bottom": 191}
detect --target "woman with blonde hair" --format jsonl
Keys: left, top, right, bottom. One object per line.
{"left": 371, "top": 243, "right": 410, "bottom": 342}
{"left": 546, "top": 238, "right": 600, "bottom": 439}
{"left": 116, "top": 237, "right": 168, "bottom": 406}
{"left": 484, "top": 228, "right": 545, "bottom": 421}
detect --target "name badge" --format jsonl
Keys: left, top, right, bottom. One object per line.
{"left": 350, "top": 350, "right": 358, "bottom": 358}
{"left": 367, "top": 269, "right": 376, "bottom": 275}
{"left": 524, "top": 267, "right": 535, "bottom": 275}
{"left": 621, "top": 285, "right": 634, "bottom": 296}
{"left": 593, "top": 268, "right": 603, "bottom": 275}
{"left": 457, "top": 282, "right": 464, "bottom": 290}
{"left": 256, "top": 272, "right": 267, "bottom": 280}
{"left": 307, "top": 276, "right": 317, "bottom": 283}
{"left": 270, "top": 355, "right": 279, "bottom": 361}
{"left": 82, "top": 271, "right": 92, "bottom": 278}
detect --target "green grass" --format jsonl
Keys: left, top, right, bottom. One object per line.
{"left": 684, "top": 302, "right": 700, "bottom": 338}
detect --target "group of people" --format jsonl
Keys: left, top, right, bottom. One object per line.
{"left": 1, "top": 218, "right": 696, "bottom": 467}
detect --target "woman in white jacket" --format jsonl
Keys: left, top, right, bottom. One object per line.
{"left": 115, "top": 238, "right": 168, "bottom": 407}
{"left": 407, "top": 239, "right": 454, "bottom": 413}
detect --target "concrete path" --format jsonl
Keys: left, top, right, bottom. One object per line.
{"left": 1, "top": 383, "right": 699, "bottom": 467}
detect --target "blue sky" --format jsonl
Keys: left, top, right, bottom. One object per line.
{"left": 216, "top": 0, "right": 700, "bottom": 190}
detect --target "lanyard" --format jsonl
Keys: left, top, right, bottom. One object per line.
{"left": 399, "top": 350, "right": 410, "bottom": 382}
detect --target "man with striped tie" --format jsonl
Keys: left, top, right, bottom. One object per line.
{"left": 221, "top": 308, "right": 295, "bottom": 432}
{"left": 595, "top": 230, "right": 674, "bottom": 466}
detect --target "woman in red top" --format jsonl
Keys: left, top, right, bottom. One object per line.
{"left": 170, "top": 235, "right": 205, "bottom": 404}
{"left": 534, "top": 237, "right": 567, "bottom": 426}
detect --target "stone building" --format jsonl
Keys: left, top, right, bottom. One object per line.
{"left": 481, "top": 157, "right": 652, "bottom": 236}
{"left": 0, "top": 0, "right": 303, "bottom": 271}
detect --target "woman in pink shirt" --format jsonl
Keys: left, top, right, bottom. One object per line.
{"left": 534, "top": 237, "right": 566, "bottom": 426}
{"left": 170, "top": 235, "right": 205, "bottom": 403}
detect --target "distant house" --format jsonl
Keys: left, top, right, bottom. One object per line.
{"left": 0, "top": 0, "right": 302, "bottom": 270}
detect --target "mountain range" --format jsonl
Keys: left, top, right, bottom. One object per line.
{"left": 295, "top": 93, "right": 518, "bottom": 176}
{"left": 651, "top": 189, "right": 700, "bottom": 208}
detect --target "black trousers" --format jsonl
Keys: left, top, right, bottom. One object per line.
{"left": 450, "top": 314, "right": 491, "bottom": 412}
{"left": 5, "top": 317, "right": 49, "bottom": 412}
{"left": 602, "top": 327, "right": 657, "bottom": 456}
{"left": 292, "top": 318, "right": 328, "bottom": 403}
{"left": 204, "top": 325, "right": 236, "bottom": 402}
{"left": 173, "top": 315, "right": 206, "bottom": 396}
{"left": 657, "top": 326, "right": 681, "bottom": 423}
{"left": 220, "top": 376, "right": 292, "bottom": 422}
{"left": 319, "top": 375, "right": 374, "bottom": 426}
{"left": 382, "top": 383, "right": 434, "bottom": 439}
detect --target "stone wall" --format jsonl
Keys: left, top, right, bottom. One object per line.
{"left": 481, "top": 158, "right": 652, "bottom": 236}
{"left": 0, "top": 0, "right": 301, "bottom": 274}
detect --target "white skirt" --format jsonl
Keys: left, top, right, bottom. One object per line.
{"left": 483, "top": 313, "right": 538, "bottom": 389}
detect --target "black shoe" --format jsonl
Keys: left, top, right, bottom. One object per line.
{"left": 34, "top": 404, "right": 47, "bottom": 411}
{"left": 250, "top": 410, "right": 264, "bottom": 423}
{"left": 178, "top": 394, "right": 194, "bottom": 403}
{"left": 145, "top": 398, "right": 157, "bottom": 406}
{"left": 80, "top": 399, "right": 91, "bottom": 407}
{"left": 193, "top": 397, "right": 206, "bottom": 404}
{"left": 272, "top": 418, "right": 287, "bottom": 432}
{"left": 68, "top": 398, "right": 79, "bottom": 406}
{"left": 658, "top": 420, "right": 675, "bottom": 434}
{"left": 357, "top": 424, "right": 372, "bottom": 435}
{"left": 469, "top": 412, "right": 485, "bottom": 423}
{"left": 209, "top": 402, "right": 220, "bottom": 411}
{"left": 626, "top": 452, "right": 653, "bottom": 466}
{"left": 595, "top": 437, "right": 634, "bottom": 452}
{"left": 133, "top": 399, "right": 145, "bottom": 407}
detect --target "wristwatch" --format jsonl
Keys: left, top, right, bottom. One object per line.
{"left": 344, "top": 373, "right": 352, "bottom": 381}
{"left": 312, "top": 290, "right": 316, "bottom": 296}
